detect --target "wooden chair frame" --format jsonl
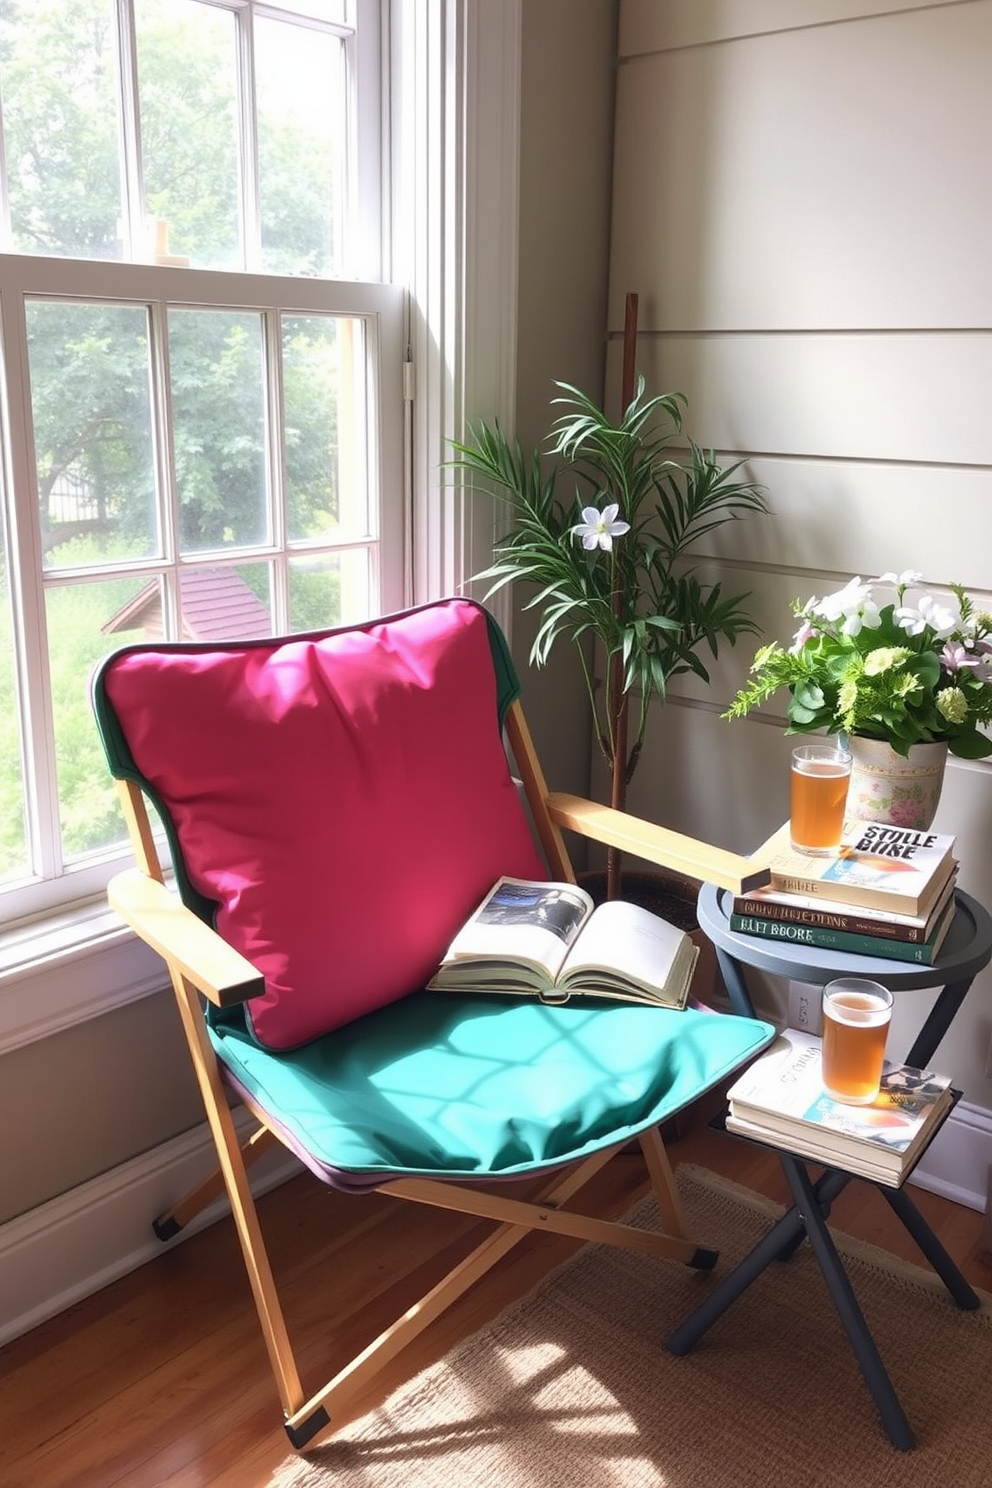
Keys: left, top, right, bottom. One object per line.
{"left": 108, "top": 697, "right": 767, "bottom": 1448}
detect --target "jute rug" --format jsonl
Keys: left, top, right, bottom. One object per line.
{"left": 267, "top": 1165, "right": 992, "bottom": 1488}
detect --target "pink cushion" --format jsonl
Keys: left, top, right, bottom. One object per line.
{"left": 104, "top": 600, "right": 547, "bottom": 1048}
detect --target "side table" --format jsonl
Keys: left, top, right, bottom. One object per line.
{"left": 667, "top": 884, "right": 992, "bottom": 1450}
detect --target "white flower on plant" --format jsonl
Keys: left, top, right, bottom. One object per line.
{"left": 572, "top": 502, "right": 630, "bottom": 552}
{"left": 894, "top": 593, "right": 959, "bottom": 639}
{"left": 877, "top": 569, "right": 924, "bottom": 590}
{"left": 814, "top": 577, "right": 881, "bottom": 636}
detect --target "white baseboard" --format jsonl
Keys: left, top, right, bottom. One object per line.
{"left": 0, "top": 1111, "right": 302, "bottom": 1349}
{"left": 908, "top": 1097, "right": 992, "bottom": 1211}
{"left": 2, "top": 1095, "right": 989, "bottom": 1351}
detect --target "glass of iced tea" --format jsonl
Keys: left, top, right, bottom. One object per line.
{"left": 789, "top": 742, "right": 852, "bottom": 854}
{"left": 821, "top": 978, "right": 894, "bottom": 1104}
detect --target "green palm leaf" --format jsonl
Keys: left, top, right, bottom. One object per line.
{"left": 451, "top": 379, "right": 768, "bottom": 797}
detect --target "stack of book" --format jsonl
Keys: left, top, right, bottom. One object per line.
{"left": 731, "top": 819, "right": 958, "bottom": 965}
{"left": 724, "top": 1027, "right": 955, "bottom": 1186}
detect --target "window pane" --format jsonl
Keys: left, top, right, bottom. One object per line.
{"left": 256, "top": 16, "right": 345, "bottom": 277}
{"left": 282, "top": 314, "right": 369, "bottom": 543}
{"left": 47, "top": 576, "right": 150, "bottom": 860}
{"left": 177, "top": 563, "right": 272, "bottom": 642}
{"left": 168, "top": 309, "right": 268, "bottom": 552}
{"left": 0, "top": 0, "right": 122, "bottom": 259}
{"left": 27, "top": 301, "right": 159, "bottom": 570}
{"left": 0, "top": 556, "right": 28, "bottom": 882}
{"left": 288, "top": 550, "right": 370, "bottom": 632}
{"left": 135, "top": 0, "right": 241, "bottom": 269}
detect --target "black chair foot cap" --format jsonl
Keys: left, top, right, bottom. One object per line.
{"left": 665, "top": 1330, "right": 694, "bottom": 1357}
{"left": 285, "top": 1406, "right": 331, "bottom": 1450}
{"left": 152, "top": 1214, "right": 183, "bottom": 1241}
{"left": 687, "top": 1246, "right": 719, "bottom": 1271}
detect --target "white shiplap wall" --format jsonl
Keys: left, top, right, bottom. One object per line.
{"left": 606, "top": 0, "right": 992, "bottom": 1201}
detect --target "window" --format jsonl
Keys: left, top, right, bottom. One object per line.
{"left": 0, "top": 0, "right": 403, "bottom": 924}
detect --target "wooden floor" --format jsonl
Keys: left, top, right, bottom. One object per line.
{"left": 3, "top": 1102, "right": 991, "bottom": 1488}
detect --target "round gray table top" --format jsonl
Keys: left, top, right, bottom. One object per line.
{"left": 697, "top": 883, "right": 992, "bottom": 992}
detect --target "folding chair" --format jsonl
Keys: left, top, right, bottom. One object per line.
{"left": 91, "top": 597, "right": 775, "bottom": 1448}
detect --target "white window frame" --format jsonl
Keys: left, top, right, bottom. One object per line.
{"left": 0, "top": 255, "right": 405, "bottom": 926}
{"left": 0, "top": 0, "right": 523, "bottom": 1055}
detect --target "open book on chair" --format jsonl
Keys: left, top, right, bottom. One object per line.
{"left": 427, "top": 876, "right": 700, "bottom": 1009}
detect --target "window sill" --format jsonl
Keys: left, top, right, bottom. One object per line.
{"left": 0, "top": 899, "right": 167, "bottom": 1057}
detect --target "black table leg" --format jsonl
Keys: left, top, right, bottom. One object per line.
{"left": 714, "top": 946, "right": 758, "bottom": 1019}
{"left": 905, "top": 978, "right": 972, "bottom": 1070}
{"left": 667, "top": 1156, "right": 916, "bottom": 1451}
{"left": 666, "top": 1205, "right": 808, "bottom": 1354}
{"left": 881, "top": 1186, "right": 981, "bottom": 1309}
{"left": 778, "top": 1156, "right": 915, "bottom": 1450}
{"left": 773, "top": 1164, "right": 850, "bottom": 1261}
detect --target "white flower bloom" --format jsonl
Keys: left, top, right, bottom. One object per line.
{"left": 814, "top": 577, "right": 870, "bottom": 622}
{"left": 895, "top": 593, "right": 959, "bottom": 639}
{"left": 571, "top": 502, "right": 630, "bottom": 552}
{"left": 877, "top": 569, "right": 924, "bottom": 589}
{"left": 815, "top": 577, "right": 880, "bottom": 636}
{"left": 839, "top": 602, "right": 881, "bottom": 637}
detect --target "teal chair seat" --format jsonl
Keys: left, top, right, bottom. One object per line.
{"left": 210, "top": 993, "right": 774, "bottom": 1189}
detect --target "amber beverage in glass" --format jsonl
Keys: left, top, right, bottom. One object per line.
{"left": 790, "top": 743, "right": 852, "bottom": 855}
{"left": 821, "top": 979, "right": 894, "bottom": 1105}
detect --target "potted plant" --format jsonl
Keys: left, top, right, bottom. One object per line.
{"left": 725, "top": 570, "right": 992, "bottom": 828}
{"left": 450, "top": 377, "right": 768, "bottom": 900}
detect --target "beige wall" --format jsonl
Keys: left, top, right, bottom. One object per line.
{"left": 510, "top": 0, "right": 618, "bottom": 805}
{"left": 1, "top": 995, "right": 201, "bottom": 1219}
{"left": 606, "top": 0, "right": 992, "bottom": 1103}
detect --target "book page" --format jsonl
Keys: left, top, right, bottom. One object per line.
{"left": 728, "top": 1030, "right": 951, "bottom": 1151}
{"left": 558, "top": 898, "right": 693, "bottom": 1001}
{"left": 438, "top": 877, "right": 594, "bottom": 982}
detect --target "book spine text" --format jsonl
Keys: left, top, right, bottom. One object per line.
{"left": 731, "top": 898, "right": 923, "bottom": 941}
{"left": 729, "top": 914, "right": 936, "bottom": 964}
{"left": 767, "top": 872, "right": 930, "bottom": 914}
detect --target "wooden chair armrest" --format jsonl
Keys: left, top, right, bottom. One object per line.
{"left": 108, "top": 868, "right": 265, "bottom": 1008}
{"left": 545, "top": 792, "right": 771, "bottom": 896}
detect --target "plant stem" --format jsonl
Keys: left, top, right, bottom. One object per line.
{"left": 606, "top": 290, "right": 640, "bottom": 900}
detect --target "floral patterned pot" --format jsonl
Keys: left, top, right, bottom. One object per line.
{"left": 844, "top": 736, "right": 948, "bottom": 831}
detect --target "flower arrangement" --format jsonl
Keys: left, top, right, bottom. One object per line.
{"left": 726, "top": 570, "right": 992, "bottom": 759}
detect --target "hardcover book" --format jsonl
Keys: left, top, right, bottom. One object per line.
{"left": 731, "top": 870, "right": 957, "bottom": 944}
{"left": 728, "top": 895, "right": 956, "bottom": 965}
{"left": 427, "top": 876, "right": 699, "bottom": 1009}
{"left": 725, "top": 1027, "right": 954, "bottom": 1185}
{"left": 752, "top": 819, "right": 956, "bottom": 916}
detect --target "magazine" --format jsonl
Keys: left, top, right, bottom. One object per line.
{"left": 427, "top": 876, "right": 699, "bottom": 1008}
{"left": 723, "top": 1110, "right": 948, "bottom": 1187}
{"left": 753, "top": 820, "right": 956, "bottom": 916}
{"left": 725, "top": 1027, "right": 953, "bottom": 1184}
